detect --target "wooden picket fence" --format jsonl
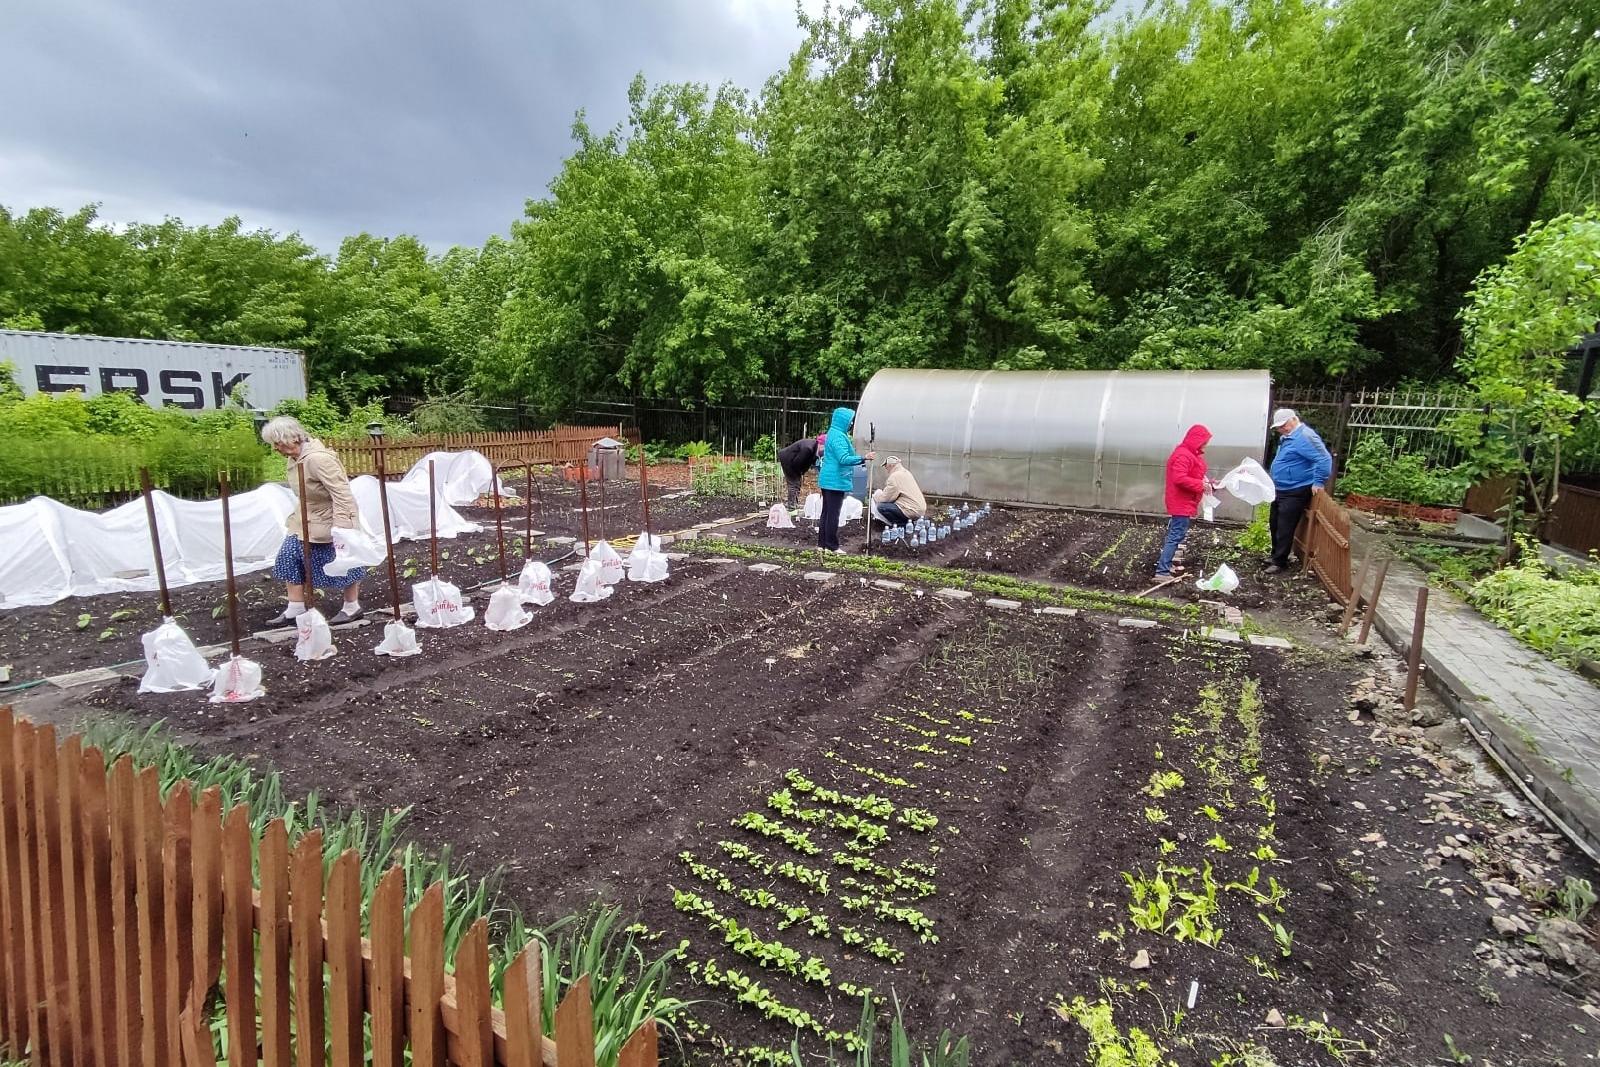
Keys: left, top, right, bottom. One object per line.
{"left": 1295, "top": 493, "right": 1353, "bottom": 604}
{"left": 0, "top": 709, "right": 658, "bottom": 1067}
{"left": 326, "top": 427, "right": 623, "bottom": 477}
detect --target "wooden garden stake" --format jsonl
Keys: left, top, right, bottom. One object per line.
{"left": 217, "top": 473, "right": 242, "bottom": 655}
{"left": 1356, "top": 558, "right": 1390, "bottom": 645}
{"left": 296, "top": 464, "right": 315, "bottom": 608}
{"left": 525, "top": 465, "right": 534, "bottom": 557}
{"left": 1403, "top": 586, "right": 1429, "bottom": 713}
{"left": 428, "top": 459, "right": 440, "bottom": 577}
{"left": 639, "top": 449, "right": 652, "bottom": 539}
{"left": 373, "top": 445, "right": 403, "bottom": 621}
{"left": 137, "top": 467, "right": 173, "bottom": 617}
{"left": 492, "top": 467, "right": 508, "bottom": 583}
{"left": 598, "top": 460, "right": 608, "bottom": 542}
{"left": 1341, "top": 548, "right": 1373, "bottom": 637}
{"left": 578, "top": 463, "right": 593, "bottom": 552}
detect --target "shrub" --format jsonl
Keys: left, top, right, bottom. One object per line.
{"left": 1339, "top": 435, "right": 1469, "bottom": 505}
{"left": 267, "top": 391, "right": 411, "bottom": 441}
{"left": 409, "top": 391, "right": 487, "bottom": 435}
{"left": 677, "top": 440, "right": 714, "bottom": 461}
{"left": 754, "top": 433, "right": 777, "bottom": 462}
{"left": 0, "top": 389, "right": 92, "bottom": 437}
{"left": 1470, "top": 544, "right": 1600, "bottom": 665}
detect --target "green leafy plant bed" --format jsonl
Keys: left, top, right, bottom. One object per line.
{"left": 69, "top": 563, "right": 1597, "bottom": 1065}
{"left": 1469, "top": 545, "right": 1600, "bottom": 668}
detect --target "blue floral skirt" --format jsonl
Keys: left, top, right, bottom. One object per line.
{"left": 271, "top": 535, "right": 366, "bottom": 590}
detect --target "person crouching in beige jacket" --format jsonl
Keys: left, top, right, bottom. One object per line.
{"left": 260, "top": 416, "right": 366, "bottom": 626}
{"left": 870, "top": 457, "right": 927, "bottom": 528}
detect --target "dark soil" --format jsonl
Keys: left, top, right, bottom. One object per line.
{"left": 0, "top": 485, "right": 753, "bottom": 684}
{"left": 49, "top": 561, "right": 1594, "bottom": 1066}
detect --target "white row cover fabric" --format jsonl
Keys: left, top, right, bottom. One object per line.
{"left": 1, "top": 464, "right": 483, "bottom": 609}
{"left": 400, "top": 450, "right": 510, "bottom": 505}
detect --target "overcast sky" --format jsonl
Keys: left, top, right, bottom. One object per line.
{"left": 0, "top": 0, "right": 823, "bottom": 254}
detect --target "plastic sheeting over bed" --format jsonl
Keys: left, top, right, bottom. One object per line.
{"left": 0, "top": 464, "right": 484, "bottom": 608}
{"left": 400, "top": 451, "right": 510, "bottom": 505}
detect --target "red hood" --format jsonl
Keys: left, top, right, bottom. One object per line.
{"left": 1180, "top": 425, "right": 1212, "bottom": 452}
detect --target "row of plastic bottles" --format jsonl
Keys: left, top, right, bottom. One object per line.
{"left": 881, "top": 502, "right": 992, "bottom": 547}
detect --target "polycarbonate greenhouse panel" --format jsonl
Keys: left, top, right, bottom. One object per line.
{"left": 855, "top": 368, "right": 1271, "bottom": 519}
{"left": 0, "top": 328, "right": 307, "bottom": 411}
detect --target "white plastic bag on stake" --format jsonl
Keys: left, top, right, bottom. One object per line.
{"left": 1200, "top": 492, "right": 1221, "bottom": 523}
{"left": 374, "top": 619, "right": 422, "bottom": 657}
{"left": 138, "top": 617, "right": 214, "bottom": 693}
{"left": 517, "top": 560, "right": 555, "bottom": 605}
{"left": 294, "top": 609, "right": 337, "bottom": 661}
{"left": 839, "top": 496, "right": 864, "bottom": 524}
{"left": 1217, "top": 458, "right": 1276, "bottom": 506}
{"left": 627, "top": 533, "right": 670, "bottom": 583}
{"left": 414, "top": 578, "right": 475, "bottom": 628}
{"left": 325, "top": 525, "right": 387, "bottom": 576}
{"left": 1195, "top": 564, "right": 1240, "bottom": 594}
{"left": 569, "top": 558, "right": 613, "bottom": 603}
{"left": 485, "top": 585, "right": 533, "bottom": 631}
{"left": 801, "top": 493, "right": 823, "bottom": 520}
{"left": 767, "top": 504, "right": 794, "bottom": 529}
{"left": 589, "top": 540, "right": 625, "bottom": 586}
{"left": 209, "top": 655, "right": 264, "bottom": 703}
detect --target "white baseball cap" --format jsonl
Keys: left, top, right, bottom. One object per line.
{"left": 1270, "top": 408, "right": 1297, "bottom": 429}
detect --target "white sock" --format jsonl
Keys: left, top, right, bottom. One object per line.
{"left": 284, "top": 601, "right": 307, "bottom": 618}
{"left": 341, "top": 600, "right": 360, "bottom": 614}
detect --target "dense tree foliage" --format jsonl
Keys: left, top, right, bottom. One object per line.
{"left": 2, "top": 0, "right": 1596, "bottom": 412}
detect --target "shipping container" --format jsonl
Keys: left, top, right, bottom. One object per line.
{"left": 0, "top": 329, "right": 307, "bottom": 411}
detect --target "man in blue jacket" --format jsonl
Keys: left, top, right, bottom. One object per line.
{"left": 816, "top": 406, "right": 875, "bottom": 552}
{"left": 1266, "top": 407, "right": 1333, "bottom": 574}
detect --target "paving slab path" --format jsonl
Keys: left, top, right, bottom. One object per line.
{"left": 1352, "top": 529, "right": 1600, "bottom": 859}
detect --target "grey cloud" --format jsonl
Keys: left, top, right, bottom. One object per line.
{"left": 0, "top": 0, "right": 812, "bottom": 253}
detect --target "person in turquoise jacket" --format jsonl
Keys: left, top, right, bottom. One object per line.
{"left": 816, "top": 406, "right": 875, "bottom": 551}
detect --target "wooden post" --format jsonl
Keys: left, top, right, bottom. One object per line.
{"left": 138, "top": 468, "right": 173, "bottom": 617}
{"left": 1356, "top": 559, "right": 1390, "bottom": 645}
{"left": 492, "top": 466, "right": 509, "bottom": 583}
{"left": 373, "top": 445, "right": 404, "bottom": 621}
{"left": 1403, "top": 586, "right": 1430, "bottom": 713}
{"left": 428, "top": 460, "right": 440, "bottom": 577}
{"left": 289, "top": 831, "right": 325, "bottom": 1067}
{"left": 1341, "top": 549, "right": 1372, "bottom": 637}
{"left": 598, "top": 462, "right": 608, "bottom": 542}
{"left": 218, "top": 473, "right": 244, "bottom": 656}
{"left": 296, "top": 465, "right": 315, "bottom": 609}
{"left": 578, "top": 464, "right": 592, "bottom": 553}
{"left": 640, "top": 451, "right": 652, "bottom": 539}
{"left": 525, "top": 466, "right": 534, "bottom": 558}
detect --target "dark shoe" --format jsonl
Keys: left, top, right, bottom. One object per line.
{"left": 328, "top": 606, "right": 365, "bottom": 625}
{"left": 265, "top": 609, "right": 300, "bottom": 628}
{"left": 1263, "top": 564, "right": 1286, "bottom": 575}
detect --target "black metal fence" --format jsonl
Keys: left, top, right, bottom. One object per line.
{"left": 1274, "top": 386, "right": 1480, "bottom": 473}
{"left": 571, "top": 389, "right": 863, "bottom": 454}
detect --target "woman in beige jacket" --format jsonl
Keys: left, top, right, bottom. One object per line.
{"left": 260, "top": 416, "right": 366, "bottom": 626}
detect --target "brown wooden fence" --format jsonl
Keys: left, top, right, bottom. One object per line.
{"left": 0, "top": 709, "right": 657, "bottom": 1067}
{"left": 326, "top": 427, "right": 623, "bottom": 478}
{"left": 1295, "top": 493, "right": 1353, "bottom": 604}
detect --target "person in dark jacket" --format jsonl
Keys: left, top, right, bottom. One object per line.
{"left": 777, "top": 433, "right": 827, "bottom": 509}
{"left": 816, "top": 407, "right": 874, "bottom": 552}
{"left": 1156, "top": 424, "right": 1213, "bottom": 580}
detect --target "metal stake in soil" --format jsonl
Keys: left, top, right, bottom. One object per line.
{"left": 217, "top": 471, "right": 243, "bottom": 656}
{"left": 1403, "top": 585, "right": 1429, "bottom": 712}
{"left": 639, "top": 450, "right": 652, "bottom": 538}
{"left": 1357, "top": 558, "right": 1390, "bottom": 645}
{"left": 598, "top": 466, "right": 608, "bottom": 542}
{"left": 428, "top": 459, "right": 440, "bottom": 576}
{"left": 492, "top": 467, "right": 509, "bottom": 582}
{"left": 864, "top": 421, "right": 876, "bottom": 556}
{"left": 525, "top": 465, "right": 534, "bottom": 557}
{"left": 578, "top": 463, "right": 592, "bottom": 552}
{"left": 137, "top": 466, "right": 172, "bottom": 617}
{"left": 373, "top": 444, "right": 404, "bottom": 621}
{"left": 296, "top": 464, "right": 315, "bottom": 606}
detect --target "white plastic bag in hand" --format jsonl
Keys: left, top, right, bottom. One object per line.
{"left": 294, "top": 608, "right": 337, "bottom": 661}
{"left": 139, "top": 617, "right": 214, "bottom": 693}
{"left": 1195, "top": 563, "right": 1240, "bottom": 593}
{"left": 1201, "top": 492, "right": 1221, "bottom": 523}
{"left": 374, "top": 619, "right": 422, "bottom": 657}
{"left": 801, "top": 492, "right": 823, "bottom": 520}
{"left": 589, "top": 540, "right": 625, "bottom": 586}
{"left": 326, "top": 525, "right": 387, "bottom": 576}
{"left": 1217, "top": 458, "right": 1276, "bottom": 506}
{"left": 485, "top": 585, "right": 533, "bottom": 631}
{"left": 569, "top": 558, "right": 613, "bottom": 603}
{"left": 414, "top": 578, "right": 475, "bottom": 628}
{"left": 767, "top": 503, "right": 795, "bottom": 529}
{"left": 209, "top": 655, "right": 264, "bottom": 703}
{"left": 517, "top": 560, "right": 555, "bottom": 606}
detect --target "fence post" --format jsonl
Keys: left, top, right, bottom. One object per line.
{"left": 1356, "top": 559, "right": 1390, "bottom": 645}
{"left": 554, "top": 975, "right": 597, "bottom": 1067}
{"left": 289, "top": 830, "right": 325, "bottom": 1067}
{"left": 1403, "top": 587, "right": 1430, "bottom": 713}
{"left": 259, "top": 820, "right": 292, "bottom": 1067}
{"left": 221, "top": 804, "right": 254, "bottom": 1067}
{"left": 0, "top": 711, "right": 23, "bottom": 1057}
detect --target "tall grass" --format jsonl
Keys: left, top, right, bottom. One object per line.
{"left": 77, "top": 716, "right": 686, "bottom": 1064}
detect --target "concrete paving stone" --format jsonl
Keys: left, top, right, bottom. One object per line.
{"left": 546, "top": 536, "right": 576, "bottom": 545}
{"left": 985, "top": 598, "right": 1022, "bottom": 611}
{"left": 747, "top": 563, "right": 783, "bottom": 574}
{"left": 1040, "top": 606, "right": 1078, "bottom": 617}
{"left": 195, "top": 645, "right": 229, "bottom": 658}
{"left": 663, "top": 552, "right": 689, "bottom": 560}
{"left": 934, "top": 588, "right": 973, "bottom": 601}
{"left": 872, "top": 579, "right": 907, "bottom": 591}
{"left": 1119, "top": 618, "right": 1158, "bottom": 629}
{"left": 1202, "top": 627, "right": 1242, "bottom": 644}
{"left": 702, "top": 557, "right": 738, "bottom": 564}
{"left": 803, "top": 571, "right": 836, "bottom": 582}
{"left": 253, "top": 629, "right": 297, "bottom": 645}
{"left": 1248, "top": 635, "right": 1294, "bottom": 649}
{"left": 676, "top": 530, "right": 700, "bottom": 541}
{"left": 48, "top": 667, "right": 122, "bottom": 689}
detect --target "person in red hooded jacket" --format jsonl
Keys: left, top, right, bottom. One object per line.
{"left": 1156, "top": 425, "right": 1213, "bottom": 579}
